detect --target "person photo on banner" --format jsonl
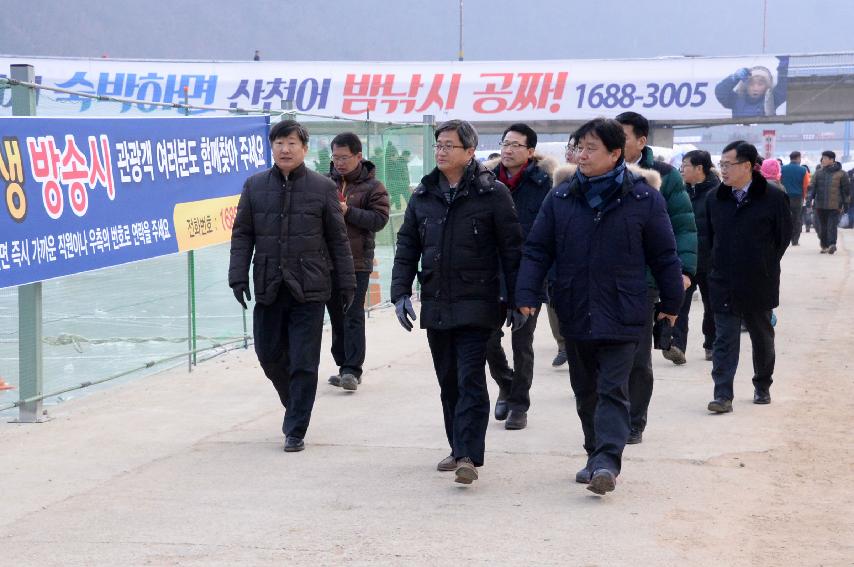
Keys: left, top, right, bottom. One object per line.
{"left": 715, "top": 57, "right": 789, "bottom": 118}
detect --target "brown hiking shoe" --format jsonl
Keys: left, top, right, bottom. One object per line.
{"left": 454, "top": 457, "right": 478, "bottom": 484}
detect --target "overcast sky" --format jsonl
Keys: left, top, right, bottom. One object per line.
{"left": 3, "top": 0, "right": 853, "bottom": 61}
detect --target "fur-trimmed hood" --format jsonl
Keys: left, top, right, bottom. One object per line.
{"left": 553, "top": 163, "right": 662, "bottom": 190}
{"left": 484, "top": 153, "right": 559, "bottom": 180}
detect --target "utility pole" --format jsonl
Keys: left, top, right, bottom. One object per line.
{"left": 762, "top": 0, "right": 768, "bottom": 53}
{"left": 458, "top": 0, "right": 464, "bottom": 61}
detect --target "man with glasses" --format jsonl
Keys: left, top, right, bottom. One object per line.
{"left": 228, "top": 120, "right": 355, "bottom": 453}
{"left": 706, "top": 141, "right": 791, "bottom": 413}
{"left": 325, "top": 132, "right": 390, "bottom": 392}
{"left": 391, "top": 120, "right": 522, "bottom": 485}
{"left": 515, "top": 118, "right": 683, "bottom": 495}
{"left": 483, "top": 123, "right": 557, "bottom": 430}
{"left": 615, "top": 112, "right": 697, "bottom": 445}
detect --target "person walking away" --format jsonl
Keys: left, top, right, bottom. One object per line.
{"left": 780, "top": 151, "right": 809, "bottom": 246}
{"left": 228, "top": 120, "right": 356, "bottom": 452}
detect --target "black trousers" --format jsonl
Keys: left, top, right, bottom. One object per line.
{"left": 711, "top": 309, "right": 775, "bottom": 401}
{"left": 628, "top": 289, "right": 658, "bottom": 433}
{"left": 672, "top": 272, "right": 715, "bottom": 352}
{"left": 485, "top": 309, "right": 540, "bottom": 412}
{"left": 789, "top": 197, "right": 803, "bottom": 245}
{"left": 327, "top": 270, "right": 371, "bottom": 378}
{"left": 253, "top": 287, "right": 325, "bottom": 440}
{"left": 565, "top": 339, "right": 637, "bottom": 476}
{"left": 426, "top": 326, "right": 492, "bottom": 467}
{"left": 816, "top": 209, "right": 840, "bottom": 248}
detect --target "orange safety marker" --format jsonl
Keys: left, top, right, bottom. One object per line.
{"left": 368, "top": 258, "right": 381, "bottom": 307}
{"left": 0, "top": 377, "right": 14, "bottom": 391}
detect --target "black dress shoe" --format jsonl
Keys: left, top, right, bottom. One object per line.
{"left": 707, "top": 398, "right": 733, "bottom": 413}
{"left": 575, "top": 466, "right": 591, "bottom": 484}
{"left": 626, "top": 428, "right": 642, "bottom": 444}
{"left": 283, "top": 436, "right": 305, "bottom": 452}
{"left": 586, "top": 469, "right": 616, "bottom": 495}
{"left": 504, "top": 410, "right": 527, "bottom": 430}
{"left": 494, "top": 396, "right": 509, "bottom": 421}
{"left": 753, "top": 389, "right": 771, "bottom": 404}
{"left": 551, "top": 350, "right": 568, "bottom": 367}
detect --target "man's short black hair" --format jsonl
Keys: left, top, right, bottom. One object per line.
{"left": 722, "top": 140, "right": 760, "bottom": 167}
{"left": 789, "top": 151, "right": 801, "bottom": 161}
{"left": 330, "top": 132, "right": 362, "bottom": 154}
{"left": 572, "top": 118, "right": 626, "bottom": 159}
{"left": 615, "top": 111, "right": 649, "bottom": 139}
{"left": 502, "top": 123, "right": 538, "bottom": 149}
{"left": 822, "top": 150, "right": 836, "bottom": 161}
{"left": 683, "top": 150, "right": 713, "bottom": 175}
{"left": 269, "top": 119, "right": 309, "bottom": 145}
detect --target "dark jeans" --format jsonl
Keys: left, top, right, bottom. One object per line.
{"left": 253, "top": 287, "right": 325, "bottom": 440}
{"left": 789, "top": 197, "right": 803, "bottom": 244}
{"left": 426, "top": 326, "right": 492, "bottom": 467}
{"left": 327, "top": 270, "right": 371, "bottom": 378}
{"left": 711, "top": 309, "right": 775, "bottom": 401}
{"left": 816, "top": 209, "right": 840, "bottom": 248}
{"left": 628, "top": 288, "right": 658, "bottom": 432}
{"left": 672, "top": 272, "right": 715, "bottom": 352}
{"left": 485, "top": 309, "right": 540, "bottom": 412}
{"left": 565, "top": 339, "right": 637, "bottom": 476}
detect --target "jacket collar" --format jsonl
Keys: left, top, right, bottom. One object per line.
{"left": 486, "top": 153, "right": 558, "bottom": 188}
{"left": 329, "top": 159, "right": 376, "bottom": 185}
{"left": 715, "top": 170, "right": 768, "bottom": 202}
{"left": 414, "top": 159, "right": 496, "bottom": 199}
{"left": 273, "top": 162, "right": 307, "bottom": 182}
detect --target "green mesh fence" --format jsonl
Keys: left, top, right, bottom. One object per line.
{"left": 0, "top": 81, "right": 432, "bottom": 413}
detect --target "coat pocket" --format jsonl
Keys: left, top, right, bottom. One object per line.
{"left": 615, "top": 277, "right": 648, "bottom": 326}
{"left": 252, "top": 254, "right": 267, "bottom": 299}
{"left": 299, "top": 252, "right": 331, "bottom": 295}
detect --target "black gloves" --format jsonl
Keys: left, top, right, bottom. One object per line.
{"left": 505, "top": 309, "right": 529, "bottom": 332}
{"left": 232, "top": 284, "right": 251, "bottom": 309}
{"left": 342, "top": 290, "right": 355, "bottom": 313}
{"left": 395, "top": 296, "right": 417, "bottom": 332}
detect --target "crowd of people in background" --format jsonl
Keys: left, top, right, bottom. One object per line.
{"left": 228, "top": 112, "right": 849, "bottom": 495}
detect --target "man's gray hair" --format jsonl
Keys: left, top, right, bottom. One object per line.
{"left": 435, "top": 119, "right": 479, "bottom": 150}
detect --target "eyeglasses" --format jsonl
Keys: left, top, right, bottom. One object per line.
{"left": 498, "top": 141, "right": 528, "bottom": 150}
{"left": 331, "top": 154, "right": 355, "bottom": 163}
{"left": 718, "top": 160, "right": 747, "bottom": 171}
{"left": 433, "top": 143, "right": 466, "bottom": 153}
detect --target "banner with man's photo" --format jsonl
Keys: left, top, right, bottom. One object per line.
{"left": 0, "top": 55, "right": 789, "bottom": 121}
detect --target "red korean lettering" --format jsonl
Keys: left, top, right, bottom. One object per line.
{"left": 473, "top": 73, "right": 515, "bottom": 114}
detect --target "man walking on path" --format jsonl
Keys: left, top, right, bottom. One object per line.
{"left": 615, "top": 112, "right": 697, "bottom": 444}
{"left": 706, "top": 141, "right": 791, "bottom": 413}
{"left": 808, "top": 150, "right": 850, "bottom": 255}
{"left": 515, "top": 118, "right": 683, "bottom": 495}
{"left": 391, "top": 120, "right": 522, "bottom": 485}
{"left": 228, "top": 120, "right": 355, "bottom": 453}
{"left": 780, "top": 151, "right": 809, "bottom": 246}
{"left": 675, "top": 150, "right": 719, "bottom": 362}
{"left": 325, "top": 132, "right": 390, "bottom": 392}
{"left": 483, "top": 123, "right": 556, "bottom": 430}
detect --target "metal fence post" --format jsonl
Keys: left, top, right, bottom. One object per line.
{"left": 11, "top": 64, "right": 47, "bottom": 423}
{"left": 422, "top": 115, "right": 435, "bottom": 173}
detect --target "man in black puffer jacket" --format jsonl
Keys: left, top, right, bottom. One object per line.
{"left": 228, "top": 120, "right": 355, "bottom": 453}
{"left": 391, "top": 120, "right": 522, "bottom": 486}
{"left": 483, "top": 123, "right": 557, "bottom": 431}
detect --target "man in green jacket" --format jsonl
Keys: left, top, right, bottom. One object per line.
{"left": 615, "top": 112, "right": 698, "bottom": 445}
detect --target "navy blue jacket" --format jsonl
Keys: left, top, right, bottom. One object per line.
{"left": 516, "top": 165, "right": 684, "bottom": 343}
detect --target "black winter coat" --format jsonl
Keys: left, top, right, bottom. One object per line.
{"left": 390, "top": 160, "right": 523, "bottom": 331}
{"left": 228, "top": 163, "right": 356, "bottom": 305}
{"left": 706, "top": 171, "right": 791, "bottom": 314}
{"left": 686, "top": 173, "right": 719, "bottom": 275}
{"left": 516, "top": 165, "right": 684, "bottom": 343}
